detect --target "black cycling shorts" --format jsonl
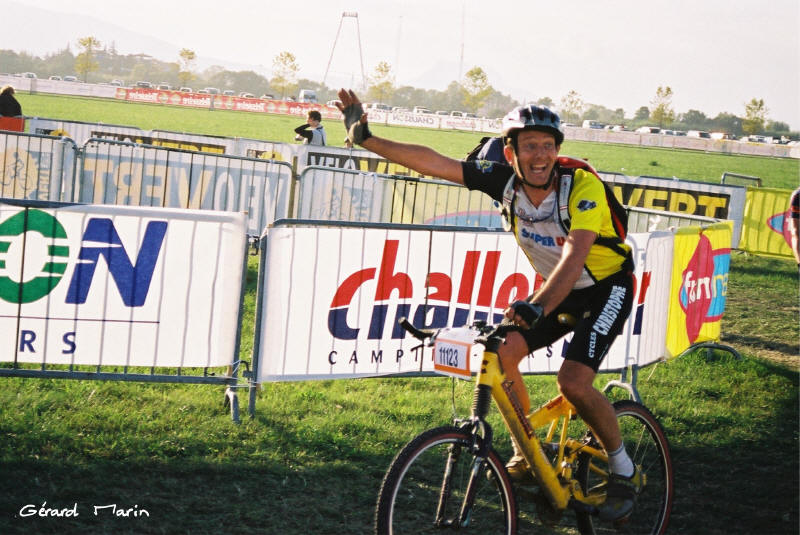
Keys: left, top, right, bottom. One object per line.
{"left": 519, "top": 270, "right": 634, "bottom": 372}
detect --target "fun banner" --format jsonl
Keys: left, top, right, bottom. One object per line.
{"left": 665, "top": 222, "right": 733, "bottom": 357}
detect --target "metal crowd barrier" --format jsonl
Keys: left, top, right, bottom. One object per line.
{"left": 0, "top": 131, "right": 78, "bottom": 202}
{"left": 0, "top": 198, "right": 250, "bottom": 422}
{"left": 296, "top": 166, "right": 501, "bottom": 227}
{"left": 627, "top": 206, "right": 719, "bottom": 233}
{"left": 78, "top": 138, "right": 294, "bottom": 237}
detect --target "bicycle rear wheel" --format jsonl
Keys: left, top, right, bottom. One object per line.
{"left": 576, "top": 400, "right": 673, "bottom": 535}
{"left": 375, "top": 425, "right": 518, "bottom": 534}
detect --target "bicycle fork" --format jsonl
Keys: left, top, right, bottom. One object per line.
{"left": 435, "top": 383, "right": 495, "bottom": 528}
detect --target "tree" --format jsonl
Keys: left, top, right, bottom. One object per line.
{"left": 461, "top": 66, "right": 493, "bottom": 114}
{"left": 742, "top": 98, "right": 767, "bottom": 135}
{"left": 75, "top": 36, "right": 101, "bottom": 82}
{"left": 633, "top": 106, "right": 650, "bottom": 122}
{"left": 559, "top": 90, "right": 583, "bottom": 124}
{"left": 366, "top": 61, "right": 395, "bottom": 105}
{"left": 270, "top": 51, "right": 299, "bottom": 99}
{"left": 710, "top": 112, "right": 742, "bottom": 136}
{"left": 766, "top": 120, "right": 790, "bottom": 133}
{"left": 679, "top": 109, "right": 708, "bottom": 130}
{"left": 178, "top": 48, "right": 196, "bottom": 87}
{"left": 650, "top": 86, "right": 675, "bottom": 128}
{"left": 536, "top": 96, "right": 554, "bottom": 108}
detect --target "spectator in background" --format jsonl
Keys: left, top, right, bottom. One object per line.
{"left": 0, "top": 85, "right": 23, "bottom": 117}
{"left": 789, "top": 186, "right": 800, "bottom": 273}
{"left": 294, "top": 110, "right": 327, "bottom": 146}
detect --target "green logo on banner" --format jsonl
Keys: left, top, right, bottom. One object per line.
{"left": 0, "top": 209, "right": 69, "bottom": 303}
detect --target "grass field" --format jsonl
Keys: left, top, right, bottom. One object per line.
{"left": 1, "top": 93, "right": 798, "bottom": 534}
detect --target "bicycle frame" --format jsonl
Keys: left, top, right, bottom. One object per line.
{"left": 473, "top": 335, "right": 607, "bottom": 513}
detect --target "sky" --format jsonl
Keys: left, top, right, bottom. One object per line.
{"left": 3, "top": 0, "right": 799, "bottom": 128}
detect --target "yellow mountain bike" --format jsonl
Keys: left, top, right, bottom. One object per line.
{"left": 375, "top": 319, "right": 673, "bottom": 534}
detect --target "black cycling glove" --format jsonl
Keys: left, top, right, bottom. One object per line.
{"left": 510, "top": 300, "right": 544, "bottom": 329}
{"left": 341, "top": 101, "right": 372, "bottom": 145}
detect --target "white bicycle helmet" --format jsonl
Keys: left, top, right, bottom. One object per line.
{"left": 502, "top": 105, "right": 564, "bottom": 146}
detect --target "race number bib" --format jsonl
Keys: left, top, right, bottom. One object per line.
{"left": 432, "top": 327, "right": 481, "bottom": 380}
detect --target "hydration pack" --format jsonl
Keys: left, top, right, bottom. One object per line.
{"left": 465, "top": 136, "right": 630, "bottom": 260}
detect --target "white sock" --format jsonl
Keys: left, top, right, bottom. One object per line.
{"left": 607, "top": 443, "right": 634, "bottom": 478}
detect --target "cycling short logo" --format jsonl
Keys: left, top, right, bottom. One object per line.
{"left": 0, "top": 209, "right": 69, "bottom": 304}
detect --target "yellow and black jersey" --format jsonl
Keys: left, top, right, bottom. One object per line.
{"left": 461, "top": 160, "right": 631, "bottom": 289}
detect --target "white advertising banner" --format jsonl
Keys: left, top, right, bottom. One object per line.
{"left": 0, "top": 203, "right": 247, "bottom": 368}
{"left": 256, "top": 224, "right": 675, "bottom": 382}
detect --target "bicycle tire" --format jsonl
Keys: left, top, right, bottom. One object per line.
{"left": 375, "top": 425, "right": 518, "bottom": 534}
{"left": 575, "top": 400, "right": 674, "bottom": 535}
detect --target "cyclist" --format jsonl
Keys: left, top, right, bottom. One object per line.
{"left": 336, "top": 88, "right": 640, "bottom": 522}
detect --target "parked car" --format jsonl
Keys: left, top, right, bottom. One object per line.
{"left": 179, "top": 87, "right": 193, "bottom": 93}
{"left": 686, "top": 130, "right": 711, "bottom": 139}
{"left": 20, "top": 72, "right": 37, "bottom": 79}
{"left": 222, "top": 90, "right": 235, "bottom": 96}
{"left": 582, "top": 120, "right": 605, "bottom": 129}
{"left": 636, "top": 126, "right": 661, "bottom": 134}
{"left": 298, "top": 89, "right": 317, "bottom": 103}
{"left": 197, "top": 89, "right": 210, "bottom": 94}
{"left": 412, "top": 106, "right": 432, "bottom": 114}
{"left": 203, "top": 87, "right": 220, "bottom": 95}
{"left": 110, "top": 80, "right": 124, "bottom": 86}
{"left": 435, "top": 110, "right": 449, "bottom": 116}
{"left": 48, "top": 75, "right": 62, "bottom": 81}
{"left": 239, "top": 92, "right": 255, "bottom": 98}
{"left": 450, "top": 111, "right": 465, "bottom": 117}
{"left": 135, "top": 81, "right": 153, "bottom": 88}
{"left": 63, "top": 75, "right": 78, "bottom": 82}
{"left": 260, "top": 94, "right": 274, "bottom": 100}
{"left": 157, "top": 83, "right": 171, "bottom": 90}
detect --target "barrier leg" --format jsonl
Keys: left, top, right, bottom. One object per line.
{"left": 602, "top": 366, "right": 642, "bottom": 403}
{"left": 224, "top": 387, "right": 240, "bottom": 424}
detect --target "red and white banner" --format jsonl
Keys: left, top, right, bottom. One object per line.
{"left": 255, "top": 224, "right": 674, "bottom": 382}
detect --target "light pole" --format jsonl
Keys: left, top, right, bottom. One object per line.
{"left": 322, "top": 11, "right": 367, "bottom": 91}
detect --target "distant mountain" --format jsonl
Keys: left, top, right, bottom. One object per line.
{"left": 2, "top": 0, "right": 268, "bottom": 75}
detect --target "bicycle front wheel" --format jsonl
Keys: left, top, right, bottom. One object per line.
{"left": 577, "top": 400, "right": 674, "bottom": 535}
{"left": 375, "top": 426, "right": 518, "bottom": 534}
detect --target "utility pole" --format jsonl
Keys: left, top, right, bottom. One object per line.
{"left": 322, "top": 11, "right": 367, "bottom": 91}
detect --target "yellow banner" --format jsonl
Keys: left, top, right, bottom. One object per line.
{"left": 739, "top": 187, "right": 794, "bottom": 258}
{"left": 666, "top": 222, "right": 733, "bottom": 357}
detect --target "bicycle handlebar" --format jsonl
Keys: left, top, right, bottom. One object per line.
{"left": 398, "top": 312, "right": 576, "bottom": 345}
{"left": 397, "top": 317, "right": 434, "bottom": 342}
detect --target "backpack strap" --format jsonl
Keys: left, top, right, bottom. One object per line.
{"left": 555, "top": 160, "right": 634, "bottom": 271}
{"left": 557, "top": 173, "right": 573, "bottom": 235}
{"left": 499, "top": 173, "right": 517, "bottom": 232}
